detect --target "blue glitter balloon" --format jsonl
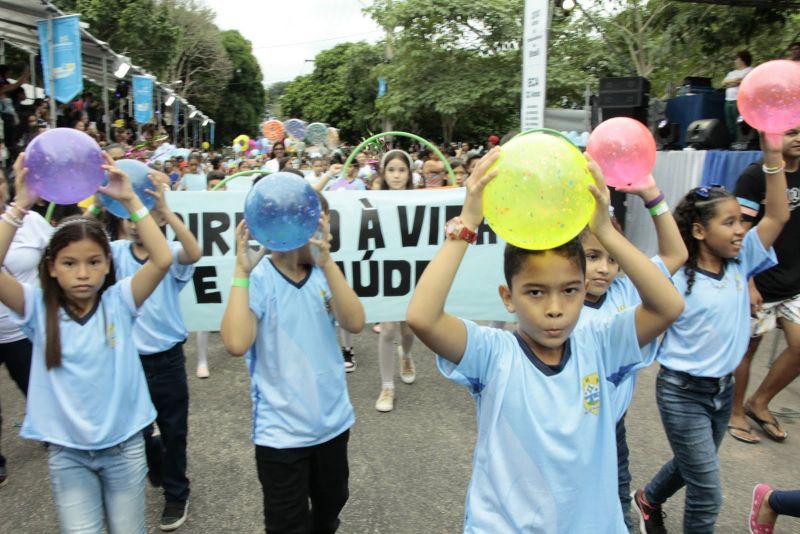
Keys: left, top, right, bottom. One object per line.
{"left": 98, "top": 159, "right": 158, "bottom": 219}
{"left": 244, "top": 172, "right": 321, "bottom": 251}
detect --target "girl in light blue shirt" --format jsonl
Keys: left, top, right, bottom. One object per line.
{"left": 0, "top": 153, "right": 173, "bottom": 533}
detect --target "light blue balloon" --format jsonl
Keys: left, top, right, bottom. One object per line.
{"left": 244, "top": 172, "right": 321, "bottom": 251}
{"left": 98, "top": 159, "right": 157, "bottom": 219}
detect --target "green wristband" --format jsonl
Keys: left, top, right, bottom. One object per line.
{"left": 231, "top": 277, "right": 250, "bottom": 289}
{"left": 129, "top": 206, "right": 150, "bottom": 222}
{"left": 88, "top": 204, "right": 102, "bottom": 216}
{"left": 648, "top": 201, "right": 669, "bottom": 217}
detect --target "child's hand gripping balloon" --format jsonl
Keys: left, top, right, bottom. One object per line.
{"left": 12, "top": 154, "right": 36, "bottom": 210}
{"left": 144, "top": 171, "right": 171, "bottom": 215}
{"left": 461, "top": 147, "right": 500, "bottom": 229}
{"left": 98, "top": 152, "right": 135, "bottom": 204}
{"left": 234, "top": 220, "right": 267, "bottom": 275}
{"left": 586, "top": 154, "right": 614, "bottom": 237}
{"left": 309, "top": 212, "right": 333, "bottom": 267}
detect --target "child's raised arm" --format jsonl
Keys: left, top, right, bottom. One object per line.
{"left": 406, "top": 149, "right": 500, "bottom": 364}
{"left": 617, "top": 174, "right": 687, "bottom": 274}
{"left": 148, "top": 171, "right": 202, "bottom": 265}
{"left": 99, "top": 153, "right": 172, "bottom": 307}
{"left": 310, "top": 213, "right": 364, "bottom": 333}
{"left": 0, "top": 155, "right": 34, "bottom": 316}
{"left": 586, "top": 157, "right": 684, "bottom": 347}
{"left": 220, "top": 220, "right": 265, "bottom": 356}
{"left": 754, "top": 134, "right": 790, "bottom": 249}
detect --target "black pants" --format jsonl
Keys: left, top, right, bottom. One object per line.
{"left": 0, "top": 339, "right": 32, "bottom": 468}
{"left": 140, "top": 342, "right": 190, "bottom": 503}
{"left": 255, "top": 429, "right": 350, "bottom": 534}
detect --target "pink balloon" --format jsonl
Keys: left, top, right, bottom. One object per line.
{"left": 25, "top": 128, "right": 105, "bottom": 204}
{"left": 248, "top": 139, "right": 258, "bottom": 150}
{"left": 586, "top": 118, "right": 656, "bottom": 189}
{"left": 738, "top": 60, "right": 800, "bottom": 136}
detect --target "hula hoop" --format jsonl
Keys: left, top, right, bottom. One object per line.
{"left": 211, "top": 169, "right": 272, "bottom": 191}
{"left": 342, "top": 131, "right": 456, "bottom": 186}
{"left": 45, "top": 202, "right": 55, "bottom": 222}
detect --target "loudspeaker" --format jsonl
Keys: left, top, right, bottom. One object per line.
{"left": 731, "top": 117, "right": 759, "bottom": 151}
{"left": 601, "top": 106, "right": 648, "bottom": 126}
{"left": 656, "top": 120, "right": 679, "bottom": 150}
{"left": 685, "top": 119, "right": 730, "bottom": 149}
{"left": 598, "top": 76, "right": 650, "bottom": 108}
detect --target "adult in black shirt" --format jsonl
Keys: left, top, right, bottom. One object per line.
{"left": 729, "top": 127, "right": 800, "bottom": 444}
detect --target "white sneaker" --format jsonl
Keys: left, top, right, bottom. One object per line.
{"left": 398, "top": 347, "right": 416, "bottom": 384}
{"left": 196, "top": 365, "right": 209, "bottom": 379}
{"left": 375, "top": 388, "right": 395, "bottom": 412}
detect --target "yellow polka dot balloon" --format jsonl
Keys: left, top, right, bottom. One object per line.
{"left": 483, "top": 130, "right": 595, "bottom": 250}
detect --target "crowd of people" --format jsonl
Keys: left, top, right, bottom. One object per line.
{"left": 0, "top": 75, "right": 799, "bottom": 534}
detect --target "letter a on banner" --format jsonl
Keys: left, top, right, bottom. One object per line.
{"left": 37, "top": 15, "right": 83, "bottom": 103}
{"left": 132, "top": 75, "right": 154, "bottom": 124}
{"left": 521, "top": 0, "right": 549, "bottom": 130}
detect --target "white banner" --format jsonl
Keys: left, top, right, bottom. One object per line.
{"left": 521, "top": 0, "right": 550, "bottom": 130}
{"left": 164, "top": 189, "right": 515, "bottom": 331}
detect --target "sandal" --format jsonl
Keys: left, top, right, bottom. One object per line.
{"left": 749, "top": 483, "right": 775, "bottom": 534}
{"left": 728, "top": 425, "right": 760, "bottom": 444}
{"left": 745, "top": 407, "right": 788, "bottom": 442}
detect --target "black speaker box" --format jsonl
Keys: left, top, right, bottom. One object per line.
{"left": 731, "top": 118, "right": 759, "bottom": 151}
{"left": 685, "top": 119, "right": 730, "bottom": 149}
{"left": 599, "top": 76, "right": 651, "bottom": 94}
{"left": 601, "top": 106, "right": 648, "bottom": 126}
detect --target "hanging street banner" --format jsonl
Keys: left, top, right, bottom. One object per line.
{"left": 37, "top": 15, "right": 83, "bottom": 104}
{"left": 164, "top": 189, "right": 514, "bottom": 331}
{"left": 132, "top": 75, "right": 154, "bottom": 124}
{"left": 521, "top": 0, "right": 549, "bottom": 130}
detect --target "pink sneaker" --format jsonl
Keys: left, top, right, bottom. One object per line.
{"left": 749, "top": 483, "right": 775, "bottom": 534}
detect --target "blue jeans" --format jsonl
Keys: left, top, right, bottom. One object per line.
{"left": 617, "top": 415, "right": 634, "bottom": 533}
{"left": 140, "top": 342, "right": 190, "bottom": 503}
{"left": 48, "top": 432, "right": 147, "bottom": 534}
{"left": 644, "top": 367, "right": 733, "bottom": 534}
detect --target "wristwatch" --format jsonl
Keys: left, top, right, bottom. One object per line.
{"left": 445, "top": 217, "right": 478, "bottom": 244}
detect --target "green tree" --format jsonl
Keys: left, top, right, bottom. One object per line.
{"left": 52, "top": 0, "right": 179, "bottom": 76}
{"left": 216, "top": 30, "right": 266, "bottom": 142}
{"left": 280, "top": 42, "right": 384, "bottom": 141}
{"left": 265, "top": 81, "right": 290, "bottom": 118}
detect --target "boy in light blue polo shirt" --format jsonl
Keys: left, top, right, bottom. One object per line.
{"left": 406, "top": 150, "right": 685, "bottom": 533}
{"left": 107, "top": 172, "right": 202, "bottom": 531}
{"left": 221, "top": 193, "right": 365, "bottom": 533}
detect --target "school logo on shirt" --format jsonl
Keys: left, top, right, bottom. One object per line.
{"left": 581, "top": 372, "right": 600, "bottom": 415}
{"left": 106, "top": 323, "right": 116, "bottom": 349}
{"left": 319, "top": 289, "right": 333, "bottom": 317}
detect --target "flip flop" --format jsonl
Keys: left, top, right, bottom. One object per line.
{"left": 728, "top": 425, "right": 760, "bottom": 444}
{"left": 745, "top": 407, "right": 788, "bottom": 442}
{"left": 749, "top": 483, "right": 775, "bottom": 534}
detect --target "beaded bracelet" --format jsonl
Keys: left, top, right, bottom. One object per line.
{"left": 9, "top": 202, "right": 29, "bottom": 216}
{"left": 644, "top": 191, "right": 665, "bottom": 209}
{"left": 1, "top": 212, "right": 22, "bottom": 228}
{"left": 762, "top": 163, "right": 785, "bottom": 175}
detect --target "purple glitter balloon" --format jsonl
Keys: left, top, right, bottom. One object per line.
{"left": 25, "top": 128, "right": 105, "bottom": 204}
{"left": 244, "top": 172, "right": 322, "bottom": 251}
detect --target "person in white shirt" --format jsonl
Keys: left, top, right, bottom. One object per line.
{"left": 721, "top": 50, "right": 754, "bottom": 138}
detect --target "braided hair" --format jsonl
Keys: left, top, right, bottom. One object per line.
{"left": 673, "top": 187, "right": 735, "bottom": 296}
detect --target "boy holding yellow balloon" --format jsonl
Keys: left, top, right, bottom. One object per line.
{"left": 406, "top": 148, "right": 684, "bottom": 533}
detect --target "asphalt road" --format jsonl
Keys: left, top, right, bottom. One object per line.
{"left": 1, "top": 327, "right": 798, "bottom": 533}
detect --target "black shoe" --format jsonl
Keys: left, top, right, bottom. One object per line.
{"left": 159, "top": 500, "right": 188, "bottom": 531}
{"left": 0, "top": 464, "right": 7, "bottom": 487}
{"left": 146, "top": 435, "right": 164, "bottom": 488}
{"left": 632, "top": 489, "right": 667, "bottom": 534}
{"left": 342, "top": 347, "right": 356, "bottom": 373}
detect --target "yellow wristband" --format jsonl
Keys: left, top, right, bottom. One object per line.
{"left": 231, "top": 277, "right": 250, "bottom": 288}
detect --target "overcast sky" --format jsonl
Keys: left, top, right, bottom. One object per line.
{"left": 205, "top": 0, "right": 384, "bottom": 87}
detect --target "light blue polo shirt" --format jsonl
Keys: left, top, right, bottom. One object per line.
{"left": 438, "top": 309, "right": 650, "bottom": 533}
{"left": 657, "top": 228, "right": 776, "bottom": 377}
{"left": 246, "top": 259, "right": 355, "bottom": 448}
{"left": 111, "top": 240, "right": 194, "bottom": 355}
{"left": 576, "top": 256, "right": 670, "bottom": 421}
{"left": 11, "top": 279, "right": 156, "bottom": 450}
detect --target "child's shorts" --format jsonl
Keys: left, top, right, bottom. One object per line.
{"left": 751, "top": 293, "right": 800, "bottom": 337}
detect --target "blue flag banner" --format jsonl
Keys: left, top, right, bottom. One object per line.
{"left": 132, "top": 75, "right": 154, "bottom": 124}
{"left": 37, "top": 15, "right": 83, "bottom": 104}
{"left": 378, "top": 76, "right": 387, "bottom": 97}
{"left": 210, "top": 122, "right": 215, "bottom": 147}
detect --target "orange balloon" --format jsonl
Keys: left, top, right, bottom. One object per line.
{"left": 262, "top": 120, "right": 285, "bottom": 142}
